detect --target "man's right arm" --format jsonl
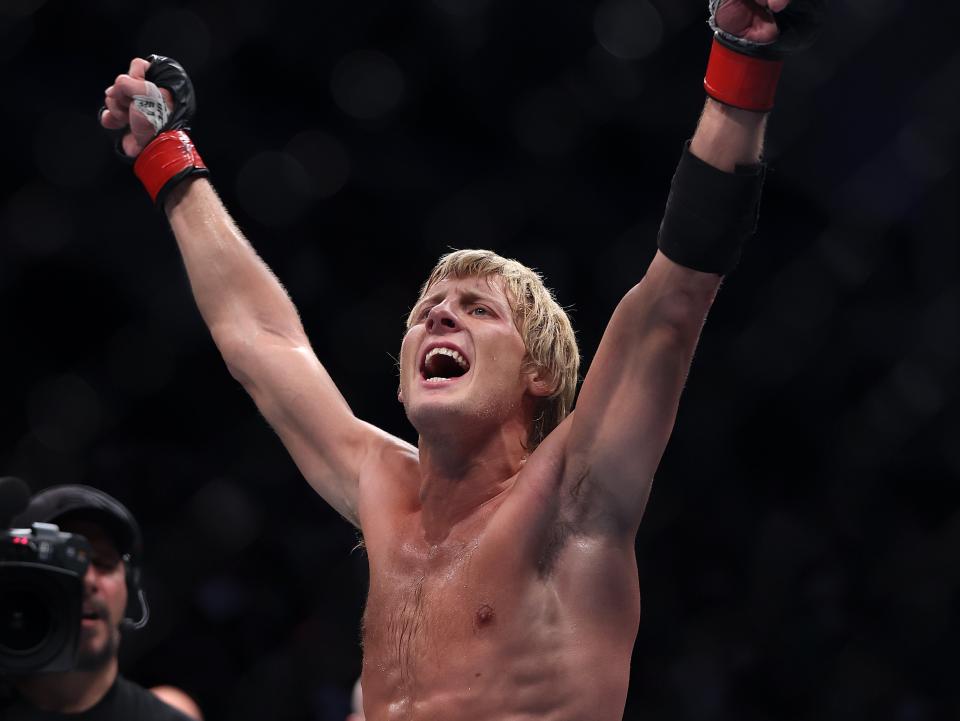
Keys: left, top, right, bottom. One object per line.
{"left": 102, "top": 58, "right": 386, "bottom": 527}
{"left": 164, "top": 177, "right": 383, "bottom": 527}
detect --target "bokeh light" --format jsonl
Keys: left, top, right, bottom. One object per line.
{"left": 594, "top": 0, "right": 664, "bottom": 60}
{"left": 330, "top": 50, "right": 405, "bottom": 121}
{"left": 137, "top": 9, "right": 212, "bottom": 71}
{"left": 236, "top": 151, "right": 314, "bottom": 227}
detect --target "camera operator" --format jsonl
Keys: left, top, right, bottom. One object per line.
{"left": 2, "top": 484, "right": 202, "bottom": 721}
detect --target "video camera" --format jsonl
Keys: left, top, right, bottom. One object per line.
{"left": 0, "top": 504, "right": 91, "bottom": 674}
{"left": 0, "top": 476, "right": 93, "bottom": 674}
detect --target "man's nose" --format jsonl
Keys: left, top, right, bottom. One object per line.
{"left": 425, "top": 303, "right": 458, "bottom": 332}
{"left": 83, "top": 563, "right": 99, "bottom": 594}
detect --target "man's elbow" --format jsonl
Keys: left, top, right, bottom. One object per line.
{"left": 208, "top": 321, "right": 304, "bottom": 386}
{"left": 623, "top": 278, "right": 718, "bottom": 342}
{"left": 207, "top": 321, "right": 252, "bottom": 381}
{"left": 653, "top": 284, "right": 718, "bottom": 337}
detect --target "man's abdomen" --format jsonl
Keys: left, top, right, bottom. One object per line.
{"left": 360, "top": 557, "right": 636, "bottom": 721}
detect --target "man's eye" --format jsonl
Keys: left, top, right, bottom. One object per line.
{"left": 471, "top": 306, "right": 489, "bottom": 316}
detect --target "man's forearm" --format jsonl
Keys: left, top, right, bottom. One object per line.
{"left": 654, "top": 97, "right": 768, "bottom": 277}
{"left": 689, "top": 98, "right": 768, "bottom": 172}
{"left": 164, "top": 177, "right": 308, "bottom": 354}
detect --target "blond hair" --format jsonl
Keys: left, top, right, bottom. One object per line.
{"left": 406, "top": 249, "right": 579, "bottom": 448}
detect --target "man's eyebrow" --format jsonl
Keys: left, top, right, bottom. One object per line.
{"left": 412, "top": 291, "right": 444, "bottom": 315}
{"left": 460, "top": 290, "right": 507, "bottom": 310}
{"left": 412, "top": 286, "right": 509, "bottom": 316}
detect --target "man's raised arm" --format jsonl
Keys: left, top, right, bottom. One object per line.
{"left": 100, "top": 57, "right": 389, "bottom": 527}
{"left": 560, "top": 0, "right": 824, "bottom": 536}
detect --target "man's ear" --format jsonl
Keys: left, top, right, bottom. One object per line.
{"left": 525, "top": 366, "right": 554, "bottom": 398}
{"left": 397, "top": 384, "right": 404, "bottom": 403}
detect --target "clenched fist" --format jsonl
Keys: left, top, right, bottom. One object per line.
{"left": 711, "top": 0, "right": 791, "bottom": 45}
{"left": 100, "top": 55, "right": 207, "bottom": 206}
{"left": 100, "top": 57, "right": 174, "bottom": 158}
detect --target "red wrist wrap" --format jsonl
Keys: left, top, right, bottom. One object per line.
{"left": 134, "top": 130, "right": 209, "bottom": 206}
{"left": 703, "top": 37, "right": 783, "bottom": 113}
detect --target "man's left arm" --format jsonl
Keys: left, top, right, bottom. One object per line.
{"left": 562, "top": 101, "right": 761, "bottom": 534}
{"left": 561, "top": 0, "right": 824, "bottom": 536}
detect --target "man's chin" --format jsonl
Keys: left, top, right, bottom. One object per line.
{"left": 75, "top": 627, "right": 118, "bottom": 671}
{"left": 406, "top": 395, "right": 472, "bottom": 429}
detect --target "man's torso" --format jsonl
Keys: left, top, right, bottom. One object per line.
{"left": 357, "top": 431, "right": 642, "bottom": 721}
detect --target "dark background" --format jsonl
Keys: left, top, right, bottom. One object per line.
{"left": 2, "top": 0, "right": 958, "bottom": 719}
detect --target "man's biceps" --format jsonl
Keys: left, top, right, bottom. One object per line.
{"left": 243, "top": 356, "right": 352, "bottom": 414}
{"left": 274, "top": 407, "right": 371, "bottom": 478}
{"left": 264, "top": 389, "right": 361, "bottom": 447}
{"left": 581, "top": 375, "right": 679, "bottom": 438}
{"left": 578, "top": 407, "right": 674, "bottom": 480}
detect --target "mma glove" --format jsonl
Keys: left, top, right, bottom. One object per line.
{"left": 704, "top": 0, "right": 826, "bottom": 112}
{"left": 129, "top": 55, "right": 209, "bottom": 208}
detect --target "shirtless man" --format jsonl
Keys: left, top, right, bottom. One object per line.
{"left": 100, "top": 1, "right": 821, "bottom": 718}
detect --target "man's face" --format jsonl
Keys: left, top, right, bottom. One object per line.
{"left": 400, "top": 275, "right": 537, "bottom": 435}
{"left": 58, "top": 520, "right": 127, "bottom": 671}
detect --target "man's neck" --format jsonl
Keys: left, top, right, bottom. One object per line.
{"left": 15, "top": 657, "right": 118, "bottom": 713}
{"left": 416, "top": 419, "right": 530, "bottom": 543}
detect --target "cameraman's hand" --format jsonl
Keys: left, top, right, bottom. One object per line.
{"left": 712, "top": 0, "right": 791, "bottom": 44}
{"left": 100, "top": 58, "right": 173, "bottom": 158}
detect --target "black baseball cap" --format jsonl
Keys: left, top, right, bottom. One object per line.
{"left": 13, "top": 484, "right": 142, "bottom": 558}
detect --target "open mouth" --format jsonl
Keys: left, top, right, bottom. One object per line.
{"left": 421, "top": 346, "right": 470, "bottom": 383}
{"left": 81, "top": 608, "right": 102, "bottom": 622}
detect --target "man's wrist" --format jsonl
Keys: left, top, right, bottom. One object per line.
{"left": 161, "top": 174, "right": 203, "bottom": 216}
{"left": 690, "top": 99, "right": 768, "bottom": 172}
{"left": 702, "top": 97, "right": 769, "bottom": 127}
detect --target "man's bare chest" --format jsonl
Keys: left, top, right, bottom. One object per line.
{"left": 360, "top": 511, "right": 563, "bottom": 681}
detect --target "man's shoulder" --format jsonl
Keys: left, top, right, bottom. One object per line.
{"left": 110, "top": 677, "right": 197, "bottom": 721}
{"left": 372, "top": 431, "right": 419, "bottom": 463}
{"left": 363, "top": 432, "right": 420, "bottom": 488}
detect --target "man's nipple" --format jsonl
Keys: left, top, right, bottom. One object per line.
{"left": 474, "top": 603, "right": 495, "bottom": 630}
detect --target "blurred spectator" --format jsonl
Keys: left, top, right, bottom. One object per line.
{"left": 150, "top": 686, "right": 204, "bottom": 720}
{"left": 346, "top": 678, "right": 364, "bottom": 721}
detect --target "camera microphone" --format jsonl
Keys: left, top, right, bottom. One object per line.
{"left": 0, "top": 477, "right": 31, "bottom": 528}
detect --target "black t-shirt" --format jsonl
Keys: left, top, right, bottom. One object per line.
{"left": 2, "top": 675, "right": 195, "bottom": 721}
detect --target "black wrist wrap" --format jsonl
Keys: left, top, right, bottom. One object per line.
{"left": 657, "top": 141, "right": 766, "bottom": 275}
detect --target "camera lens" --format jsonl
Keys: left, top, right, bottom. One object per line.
{"left": 0, "top": 588, "right": 52, "bottom": 654}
